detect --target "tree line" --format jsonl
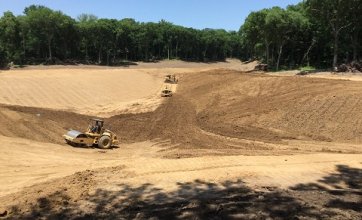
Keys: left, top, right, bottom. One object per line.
{"left": 0, "top": 5, "right": 242, "bottom": 67}
{"left": 240, "top": 0, "right": 362, "bottom": 70}
{"left": 0, "top": 1, "right": 361, "bottom": 70}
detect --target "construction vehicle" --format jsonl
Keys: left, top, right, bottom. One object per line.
{"left": 164, "top": 74, "right": 178, "bottom": 84}
{"left": 161, "top": 85, "right": 173, "bottom": 97}
{"left": 63, "top": 119, "right": 119, "bottom": 149}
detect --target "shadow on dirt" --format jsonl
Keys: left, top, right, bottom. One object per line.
{"left": 291, "top": 165, "right": 362, "bottom": 213}
{"left": 6, "top": 165, "right": 362, "bottom": 219}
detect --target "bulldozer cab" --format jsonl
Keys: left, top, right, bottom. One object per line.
{"left": 88, "top": 119, "right": 104, "bottom": 134}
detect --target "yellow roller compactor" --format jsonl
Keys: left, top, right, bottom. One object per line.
{"left": 63, "top": 119, "right": 119, "bottom": 149}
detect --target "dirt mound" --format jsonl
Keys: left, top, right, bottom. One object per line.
{"left": 191, "top": 70, "right": 362, "bottom": 144}
{"left": 337, "top": 62, "right": 362, "bottom": 73}
{"left": 108, "top": 69, "right": 362, "bottom": 154}
{"left": 0, "top": 59, "right": 249, "bottom": 117}
{"left": 0, "top": 105, "right": 88, "bottom": 144}
{"left": 188, "top": 70, "right": 362, "bottom": 143}
{"left": 2, "top": 64, "right": 362, "bottom": 219}
{"left": 0, "top": 68, "right": 164, "bottom": 116}
{"left": 1, "top": 68, "right": 362, "bottom": 156}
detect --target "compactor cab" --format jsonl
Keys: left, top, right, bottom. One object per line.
{"left": 87, "top": 119, "right": 104, "bottom": 134}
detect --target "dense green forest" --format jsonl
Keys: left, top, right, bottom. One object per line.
{"left": 241, "top": 0, "right": 362, "bottom": 70}
{"left": 0, "top": 0, "right": 361, "bottom": 69}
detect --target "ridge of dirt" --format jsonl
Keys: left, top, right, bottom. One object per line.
{"left": 0, "top": 105, "right": 89, "bottom": 144}
{"left": 107, "top": 69, "right": 362, "bottom": 156}
{"left": 1, "top": 68, "right": 362, "bottom": 157}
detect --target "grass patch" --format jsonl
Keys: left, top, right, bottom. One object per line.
{"left": 299, "top": 66, "right": 316, "bottom": 71}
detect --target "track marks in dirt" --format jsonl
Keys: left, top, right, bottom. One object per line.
{"left": 1, "top": 69, "right": 362, "bottom": 156}
{"left": 2, "top": 154, "right": 362, "bottom": 219}
{"left": 0, "top": 105, "right": 89, "bottom": 144}
{"left": 109, "top": 69, "right": 362, "bottom": 156}
{"left": 0, "top": 69, "right": 163, "bottom": 116}
{"left": 196, "top": 71, "right": 362, "bottom": 144}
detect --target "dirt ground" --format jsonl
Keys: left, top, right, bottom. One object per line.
{"left": 0, "top": 60, "right": 361, "bottom": 219}
{"left": 0, "top": 59, "right": 253, "bottom": 117}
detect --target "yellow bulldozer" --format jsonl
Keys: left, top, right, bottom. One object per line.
{"left": 161, "top": 85, "right": 173, "bottom": 97}
{"left": 63, "top": 119, "right": 119, "bottom": 149}
{"left": 164, "top": 74, "right": 178, "bottom": 84}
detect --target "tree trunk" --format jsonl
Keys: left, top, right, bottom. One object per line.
{"left": 276, "top": 45, "right": 283, "bottom": 71}
{"left": 352, "top": 31, "right": 359, "bottom": 61}
{"left": 302, "top": 39, "right": 316, "bottom": 66}
{"left": 98, "top": 48, "right": 102, "bottom": 64}
{"left": 333, "top": 31, "right": 339, "bottom": 68}
{"left": 85, "top": 45, "right": 88, "bottom": 62}
{"left": 48, "top": 39, "right": 52, "bottom": 61}
{"left": 145, "top": 48, "right": 148, "bottom": 61}
{"left": 22, "top": 35, "right": 26, "bottom": 58}
{"left": 167, "top": 46, "right": 170, "bottom": 60}
{"left": 265, "top": 41, "right": 270, "bottom": 65}
{"left": 175, "top": 41, "right": 178, "bottom": 58}
{"left": 125, "top": 47, "right": 128, "bottom": 60}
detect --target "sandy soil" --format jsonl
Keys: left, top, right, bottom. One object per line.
{"left": 4, "top": 59, "right": 253, "bottom": 70}
{"left": 272, "top": 70, "right": 362, "bottom": 81}
{"left": 0, "top": 59, "right": 254, "bottom": 117}
{"left": 0, "top": 135, "right": 361, "bottom": 219}
{"left": 0, "top": 68, "right": 164, "bottom": 116}
{"left": 0, "top": 60, "right": 361, "bottom": 219}
{"left": 2, "top": 134, "right": 361, "bottom": 196}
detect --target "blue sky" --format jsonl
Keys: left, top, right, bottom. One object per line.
{"left": 0, "top": 0, "right": 302, "bottom": 31}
